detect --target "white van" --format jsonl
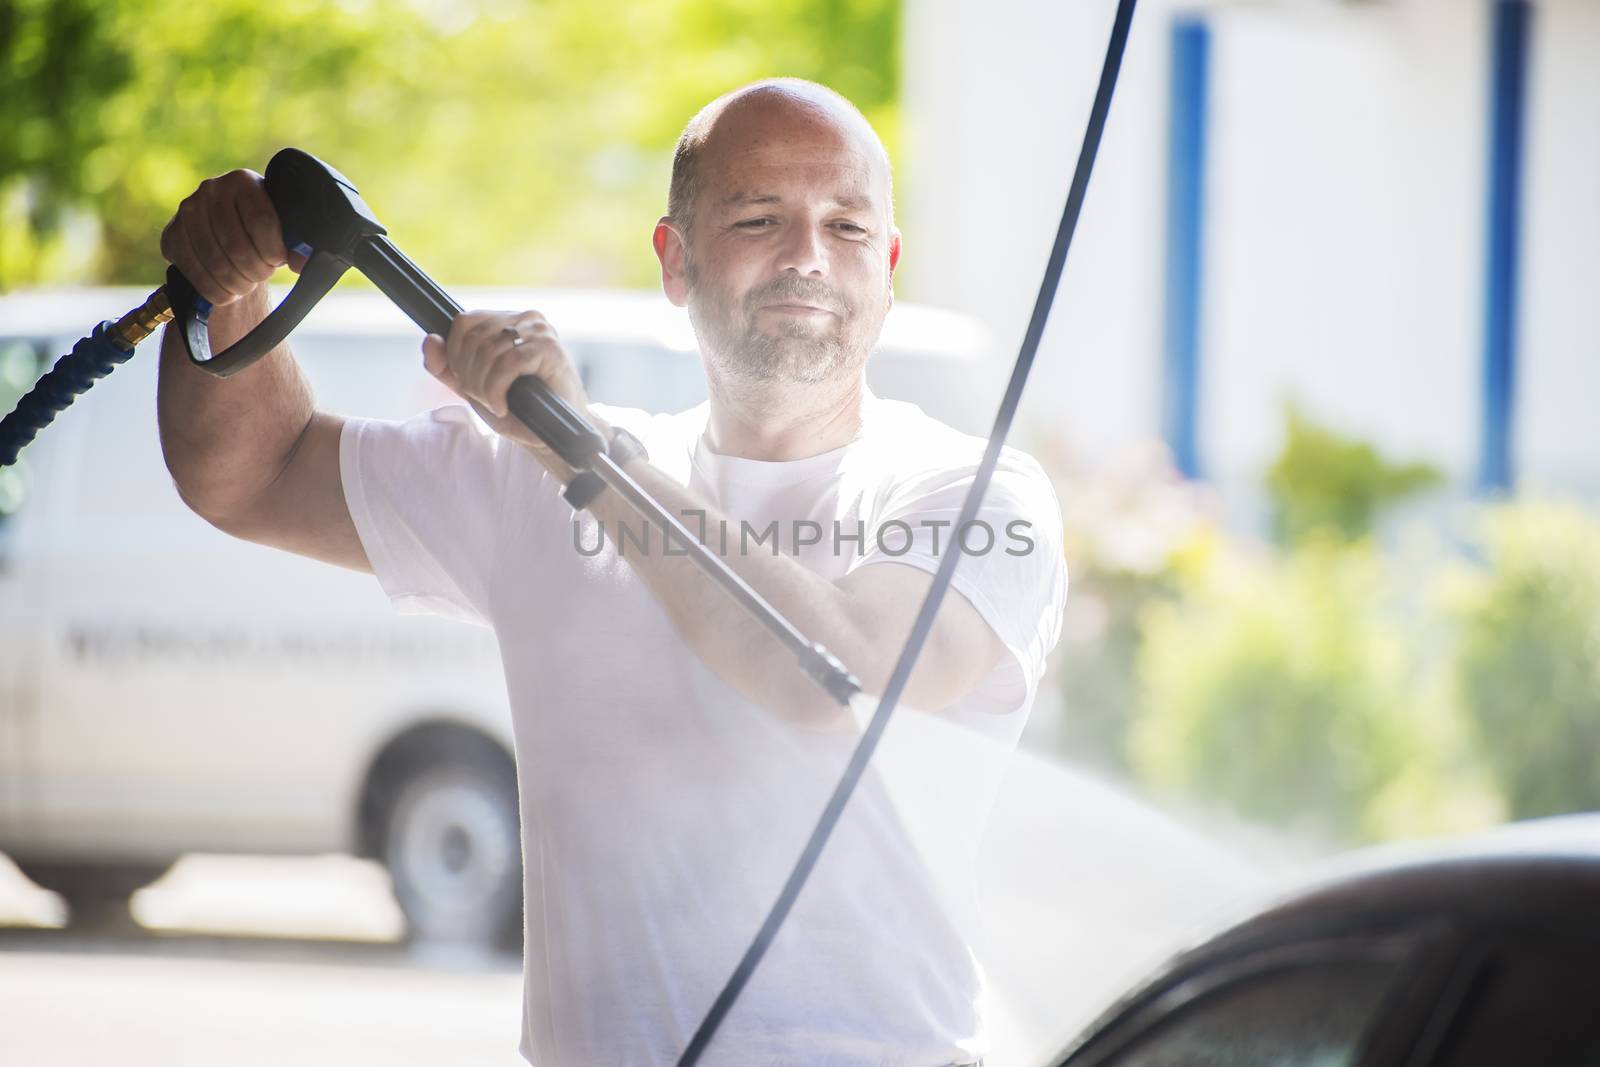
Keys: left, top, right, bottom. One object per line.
{"left": 0, "top": 285, "right": 998, "bottom": 946}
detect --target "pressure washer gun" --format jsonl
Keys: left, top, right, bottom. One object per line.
{"left": 0, "top": 149, "right": 602, "bottom": 468}
{"left": 0, "top": 148, "right": 861, "bottom": 709}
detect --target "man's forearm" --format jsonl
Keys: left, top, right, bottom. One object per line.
{"left": 156, "top": 285, "right": 316, "bottom": 522}
{"left": 585, "top": 456, "right": 874, "bottom": 731}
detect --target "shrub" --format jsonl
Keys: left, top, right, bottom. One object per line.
{"left": 1450, "top": 500, "right": 1600, "bottom": 819}
{"left": 1265, "top": 404, "right": 1442, "bottom": 546}
{"left": 1130, "top": 537, "right": 1496, "bottom": 844}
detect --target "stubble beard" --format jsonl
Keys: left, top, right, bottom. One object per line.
{"left": 685, "top": 253, "right": 887, "bottom": 388}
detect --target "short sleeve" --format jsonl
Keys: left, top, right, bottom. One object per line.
{"left": 847, "top": 448, "right": 1068, "bottom": 715}
{"left": 341, "top": 404, "right": 529, "bottom": 626}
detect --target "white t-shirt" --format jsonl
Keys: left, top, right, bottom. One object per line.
{"left": 340, "top": 388, "right": 1067, "bottom": 1067}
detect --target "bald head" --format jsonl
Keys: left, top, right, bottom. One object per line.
{"left": 667, "top": 78, "right": 894, "bottom": 240}
{"left": 654, "top": 78, "right": 902, "bottom": 396}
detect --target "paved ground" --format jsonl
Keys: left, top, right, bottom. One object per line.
{"left": 0, "top": 855, "right": 525, "bottom": 1067}
{"left": 0, "top": 754, "right": 1279, "bottom": 1066}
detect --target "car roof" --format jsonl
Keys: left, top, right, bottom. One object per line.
{"left": 1051, "top": 813, "right": 1600, "bottom": 1064}
{"left": 1141, "top": 812, "right": 1600, "bottom": 953}
{"left": 0, "top": 285, "right": 992, "bottom": 360}
{"left": 1215, "top": 813, "right": 1600, "bottom": 945}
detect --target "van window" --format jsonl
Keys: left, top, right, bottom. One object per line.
{"left": 571, "top": 341, "right": 708, "bottom": 415}
{"left": 0, "top": 338, "right": 44, "bottom": 522}
{"left": 287, "top": 334, "right": 449, "bottom": 421}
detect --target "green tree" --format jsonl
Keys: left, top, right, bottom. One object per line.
{"left": 0, "top": 0, "right": 135, "bottom": 282}
{"left": 1, "top": 0, "right": 900, "bottom": 291}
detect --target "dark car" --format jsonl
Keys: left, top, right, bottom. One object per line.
{"left": 1048, "top": 814, "right": 1600, "bottom": 1067}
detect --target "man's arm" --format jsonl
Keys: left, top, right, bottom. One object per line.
{"left": 155, "top": 170, "right": 368, "bottom": 574}
{"left": 585, "top": 460, "right": 1009, "bottom": 731}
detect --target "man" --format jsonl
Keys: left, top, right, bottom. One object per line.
{"left": 158, "top": 78, "right": 1065, "bottom": 1066}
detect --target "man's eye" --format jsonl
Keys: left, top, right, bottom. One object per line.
{"left": 833, "top": 222, "right": 867, "bottom": 235}
{"left": 735, "top": 218, "right": 775, "bottom": 230}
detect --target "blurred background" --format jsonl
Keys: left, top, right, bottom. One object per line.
{"left": 1, "top": 0, "right": 1596, "bottom": 1064}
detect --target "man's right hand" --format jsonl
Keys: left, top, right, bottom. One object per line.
{"left": 156, "top": 170, "right": 364, "bottom": 575}
{"left": 160, "top": 170, "right": 309, "bottom": 306}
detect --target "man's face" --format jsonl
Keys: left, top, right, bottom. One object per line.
{"left": 672, "top": 103, "right": 899, "bottom": 387}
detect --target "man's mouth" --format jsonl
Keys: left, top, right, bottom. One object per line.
{"left": 761, "top": 303, "right": 834, "bottom": 316}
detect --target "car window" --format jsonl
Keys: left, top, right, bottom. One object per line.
{"left": 1429, "top": 936, "right": 1600, "bottom": 1067}
{"left": 1093, "top": 957, "right": 1399, "bottom": 1067}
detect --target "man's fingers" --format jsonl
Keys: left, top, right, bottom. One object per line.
{"left": 450, "top": 312, "right": 527, "bottom": 412}
{"left": 422, "top": 334, "right": 464, "bottom": 394}
{"left": 495, "top": 311, "right": 566, "bottom": 414}
{"left": 433, "top": 311, "right": 580, "bottom": 430}
{"left": 170, "top": 222, "right": 231, "bottom": 306}
{"left": 203, "top": 189, "right": 267, "bottom": 288}
{"left": 442, "top": 312, "right": 492, "bottom": 391}
{"left": 422, "top": 333, "right": 452, "bottom": 379}
{"left": 159, "top": 170, "right": 292, "bottom": 304}
{"left": 234, "top": 184, "right": 288, "bottom": 271}
{"left": 184, "top": 199, "right": 252, "bottom": 300}
{"left": 482, "top": 312, "right": 556, "bottom": 416}
{"left": 484, "top": 340, "right": 548, "bottom": 418}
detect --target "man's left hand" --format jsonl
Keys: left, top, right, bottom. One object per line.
{"left": 421, "top": 309, "right": 605, "bottom": 481}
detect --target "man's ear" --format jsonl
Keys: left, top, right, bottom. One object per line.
{"left": 654, "top": 217, "right": 690, "bottom": 307}
{"left": 886, "top": 228, "right": 902, "bottom": 312}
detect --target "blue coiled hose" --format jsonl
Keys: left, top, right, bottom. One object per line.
{"left": 0, "top": 321, "right": 138, "bottom": 467}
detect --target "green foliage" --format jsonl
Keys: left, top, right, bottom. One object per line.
{"left": 0, "top": 0, "right": 899, "bottom": 290}
{"left": 0, "top": 0, "right": 133, "bottom": 281}
{"left": 1130, "top": 537, "right": 1496, "bottom": 844}
{"left": 1066, "top": 418, "right": 1600, "bottom": 846}
{"left": 1450, "top": 500, "right": 1600, "bottom": 819}
{"left": 1068, "top": 421, "right": 1595, "bottom": 846}
{"left": 1265, "top": 405, "right": 1442, "bottom": 546}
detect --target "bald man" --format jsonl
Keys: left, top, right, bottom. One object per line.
{"left": 158, "top": 79, "right": 1066, "bottom": 1066}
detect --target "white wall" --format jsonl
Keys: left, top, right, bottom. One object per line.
{"left": 1202, "top": 0, "right": 1487, "bottom": 507}
{"left": 902, "top": 0, "right": 1177, "bottom": 460}
{"left": 902, "top": 0, "right": 1599, "bottom": 511}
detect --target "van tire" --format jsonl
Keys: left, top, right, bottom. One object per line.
{"left": 15, "top": 860, "right": 173, "bottom": 932}
{"left": 373, "top": 729, "right": 522, "bottom": 953}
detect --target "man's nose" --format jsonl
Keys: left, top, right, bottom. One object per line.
{"left": 776, "top": 221, "right": 828, "bottom": 277}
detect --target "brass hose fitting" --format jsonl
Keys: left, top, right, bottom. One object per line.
{"left": 111, "top": 287, "right": 176, "bottom": 350}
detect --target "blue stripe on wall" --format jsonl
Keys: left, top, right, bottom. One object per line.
{"left": 1479, "top": 0, "right": 1532, "bottom": 494}
{"left": 1163, "top": 17, "right": 1210, "bottom": 480}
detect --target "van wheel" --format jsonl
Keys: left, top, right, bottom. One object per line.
{"left": 15, "top": 860, "right": 173, "bottom": 932}
{"left": 380, "top": 741, "right": 522, "bottom": 953}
